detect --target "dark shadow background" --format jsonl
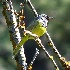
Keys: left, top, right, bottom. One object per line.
{"left": 0, "top": 0, "right": 70, "bottom": 70}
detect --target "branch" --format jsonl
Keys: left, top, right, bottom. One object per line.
{"left": 45, "top": 32, "right": 61, "bottom": 58}
{"left": 1, "top": 0, "right": 27, "bottom": 70}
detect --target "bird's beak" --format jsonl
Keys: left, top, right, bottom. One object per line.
{"left": 48, "top": 17, "right": 53, "bottom": 20}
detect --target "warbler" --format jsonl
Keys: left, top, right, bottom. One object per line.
{"left": 13, "top": 0, "right": 53, "bottom": 56}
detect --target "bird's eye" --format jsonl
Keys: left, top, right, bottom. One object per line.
{"left": 46, "top": 16, "right": 49, "bottom": 20}
{"left": 43, "top": 23, "right": 44, "bottom": 25}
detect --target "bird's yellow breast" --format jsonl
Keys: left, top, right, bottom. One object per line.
{"left": 31, "top": 24, "right": 46, "bottom": 37}
{"left": 27, "top": 20, "right": 46, "bottom": 37}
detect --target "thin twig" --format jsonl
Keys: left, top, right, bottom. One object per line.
{"left": 28, "top": 48, "right": 39, "bottom": 70}
{"left": 45, "top": 31, "right": 61, "bottom": 58}
{"left": 35, "top": 37, "right": 59, "bottom": 70}
{"left": 45, "top": 31, "right": 70, "bottom": 70}
{"left": 23, "top": 0, "right": 38, "bottom": 17}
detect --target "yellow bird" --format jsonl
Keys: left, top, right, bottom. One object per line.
{"left": 13, "top": 0, "right": 53, "bottom": 56}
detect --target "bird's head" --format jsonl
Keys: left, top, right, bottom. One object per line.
{"left": 37, "top": 14, "right": 53, "bottom": 28}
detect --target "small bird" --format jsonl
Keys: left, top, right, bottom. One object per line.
{"left": 13, "top": 0, "right": 53, "bottom": 56}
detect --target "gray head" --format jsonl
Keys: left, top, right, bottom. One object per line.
{"left": 37, "top": 14, "right": 52, "bottom": 28}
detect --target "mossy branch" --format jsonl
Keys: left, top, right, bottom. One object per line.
{"left": 1, "top": 0, "right": 27, "bottom": 70}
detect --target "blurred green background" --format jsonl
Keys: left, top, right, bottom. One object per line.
{"left": 0, "top": 0, "right": 70, "bottom": 70}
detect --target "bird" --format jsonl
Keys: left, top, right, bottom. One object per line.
{"left": 13, "top": 0, "right": 53, "bottom": 56}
